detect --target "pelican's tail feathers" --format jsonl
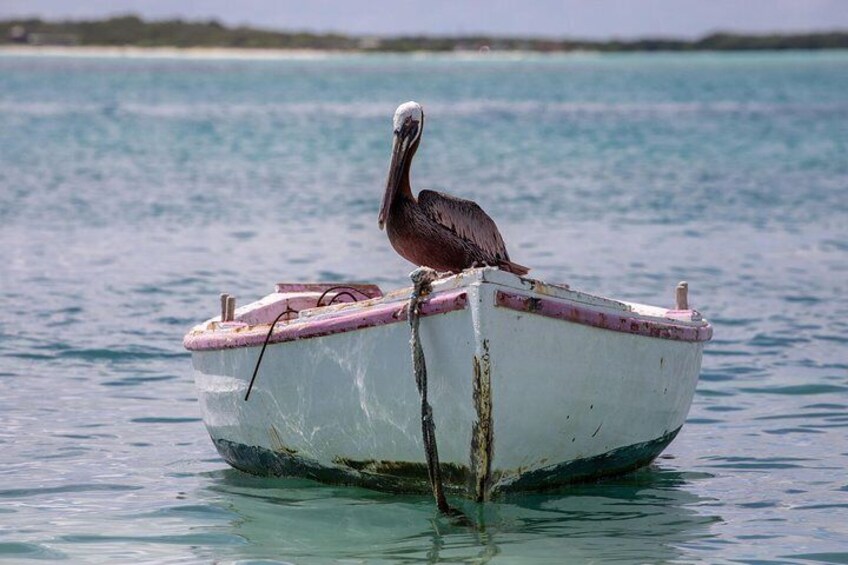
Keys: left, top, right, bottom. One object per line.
{"left": 498, "top": 260, "right": 530, "bottom": 276}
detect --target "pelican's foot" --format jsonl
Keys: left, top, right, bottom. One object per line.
{"left": 409, "top": 266, "right": 439, "bottom": 286}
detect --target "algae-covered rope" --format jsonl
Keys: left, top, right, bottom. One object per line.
{"left": 408, "top": 267, "right": 468, "bottom": 522}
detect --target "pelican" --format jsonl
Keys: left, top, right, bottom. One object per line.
{"left": 378, "top": 101, "right": 529, "bottom": 275}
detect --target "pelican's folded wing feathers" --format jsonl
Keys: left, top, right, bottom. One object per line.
{"left": 417, "top": 189, "right": 510, "bottom": 262}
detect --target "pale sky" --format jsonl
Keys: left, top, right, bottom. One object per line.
{"left": 2, "top": 0, "right": 847, "bottom": 39}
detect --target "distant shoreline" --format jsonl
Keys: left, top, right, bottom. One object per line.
{"left": 3, "top": 16, "right": 848, "bottom": 53}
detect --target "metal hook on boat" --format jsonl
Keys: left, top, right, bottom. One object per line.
{"left": 244, "top": 305, "right": 299, "bottom": 401}
{"left": 244, "top": 286, "right": 374, "bottom": 402}
{"left": 315, "top": 285, "right": 374, "bottom": 308}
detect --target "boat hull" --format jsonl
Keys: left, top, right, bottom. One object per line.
{"left": 187, "top": 269, "right": 709, "bottom": 499}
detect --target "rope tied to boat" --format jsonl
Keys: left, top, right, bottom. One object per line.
{"left": 244, "top": 286, "right": 371, "bottom": 402}
{"left": 408, "top": 267, "right": 467, "bottom": 522}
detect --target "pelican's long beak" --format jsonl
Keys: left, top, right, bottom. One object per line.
{"left": 379, "top": 121, "right": 418, "bottom": 230}
{"left": 378, "top": 135, "right": 403, "bottom": 230}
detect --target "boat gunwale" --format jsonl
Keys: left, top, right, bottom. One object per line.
{"left": 184, "top": 289, "right": 469, "bottom": 352}
{"left": 494, "top": 289, "right": 712, "bottom": 342}
{"left": 184, "top": 269, "right": 712, "bottom": 352}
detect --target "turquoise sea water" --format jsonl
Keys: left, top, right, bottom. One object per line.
{"left": 1, "top": 50, "right": 847, "bottom": 563}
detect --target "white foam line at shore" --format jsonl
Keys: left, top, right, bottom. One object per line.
{"left": 0, "top": 45, "right": 347, "bottom": 60}
{"left": 0, "top": 45, "right": 603, "bottom": 62}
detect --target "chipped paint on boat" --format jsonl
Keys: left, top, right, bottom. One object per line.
{"left": 185, "top": 268, "right": 711, "bottom": 499}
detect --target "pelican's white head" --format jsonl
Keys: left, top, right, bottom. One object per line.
{"left": 393, "top": 101, "right": 423, "bottom": 134}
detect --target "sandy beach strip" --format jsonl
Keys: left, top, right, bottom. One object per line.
{"left": 0, "top": 44, "right": 599, "bottom": 61}
{"left": 0, "top": 44, "right": 351, "bottom": 60}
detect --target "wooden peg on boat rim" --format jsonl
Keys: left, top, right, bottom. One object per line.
{"left": 676, "top": 281, "right": 689, "bottom": 310}
{"left": 226, "top": 295, "right": 236, "bottom": 322}
{"left": 220, "top": 293, "right": 230, "bottom": 321}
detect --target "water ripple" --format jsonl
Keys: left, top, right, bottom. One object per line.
{"left": 0, "top": 484, "right": 142, "bottom": 498}
{"left": 0, "top": 51, "right": 846, "bottom": 564}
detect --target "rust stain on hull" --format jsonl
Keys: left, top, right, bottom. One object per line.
{"left": 268, "top": 425, "right": 298, "bottom": 455}
{"left": 471, "top": 338, "right": 494, "bottom": 502}
{"left": 214, "top": 426, "right": 682, "bottom": 497}
{"left": 332, "top": 457, "right": 469, "bottom": 487}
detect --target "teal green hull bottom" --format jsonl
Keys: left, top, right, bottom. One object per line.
{"left": 213, "top": 426, "right": 681, "bottom": 498}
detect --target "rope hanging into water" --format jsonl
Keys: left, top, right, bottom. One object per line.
{"left": 408, "top": 267, "right": 466, "bottom": 520}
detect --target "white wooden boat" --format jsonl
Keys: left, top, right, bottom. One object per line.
{"left": 184, "top": 268, "right": 711, "bottom": 500}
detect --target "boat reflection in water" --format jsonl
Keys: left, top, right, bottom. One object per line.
{"left": 191, "top": 465, "right": 719, "bottom": 563}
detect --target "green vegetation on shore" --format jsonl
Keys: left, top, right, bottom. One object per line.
{"left": 3, "top": 15, "right": 848, "bottom": 52}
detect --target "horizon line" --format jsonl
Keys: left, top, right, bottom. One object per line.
{"left": 4, "top": 13, "right": 848, "bottom": 43}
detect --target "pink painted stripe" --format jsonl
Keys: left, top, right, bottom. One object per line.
{"left": 184, "top": 290, "right": 468, "bottom": 352}
{"left": 495, "top": 290, "right": 712, "bottom": 342}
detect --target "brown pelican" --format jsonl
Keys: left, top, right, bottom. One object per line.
{"left": 378, "top": 101, "right": 529, "bottom": 275}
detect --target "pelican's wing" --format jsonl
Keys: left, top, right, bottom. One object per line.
{"left": 417, "top": 189, "right": 510, "bottom": 261}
